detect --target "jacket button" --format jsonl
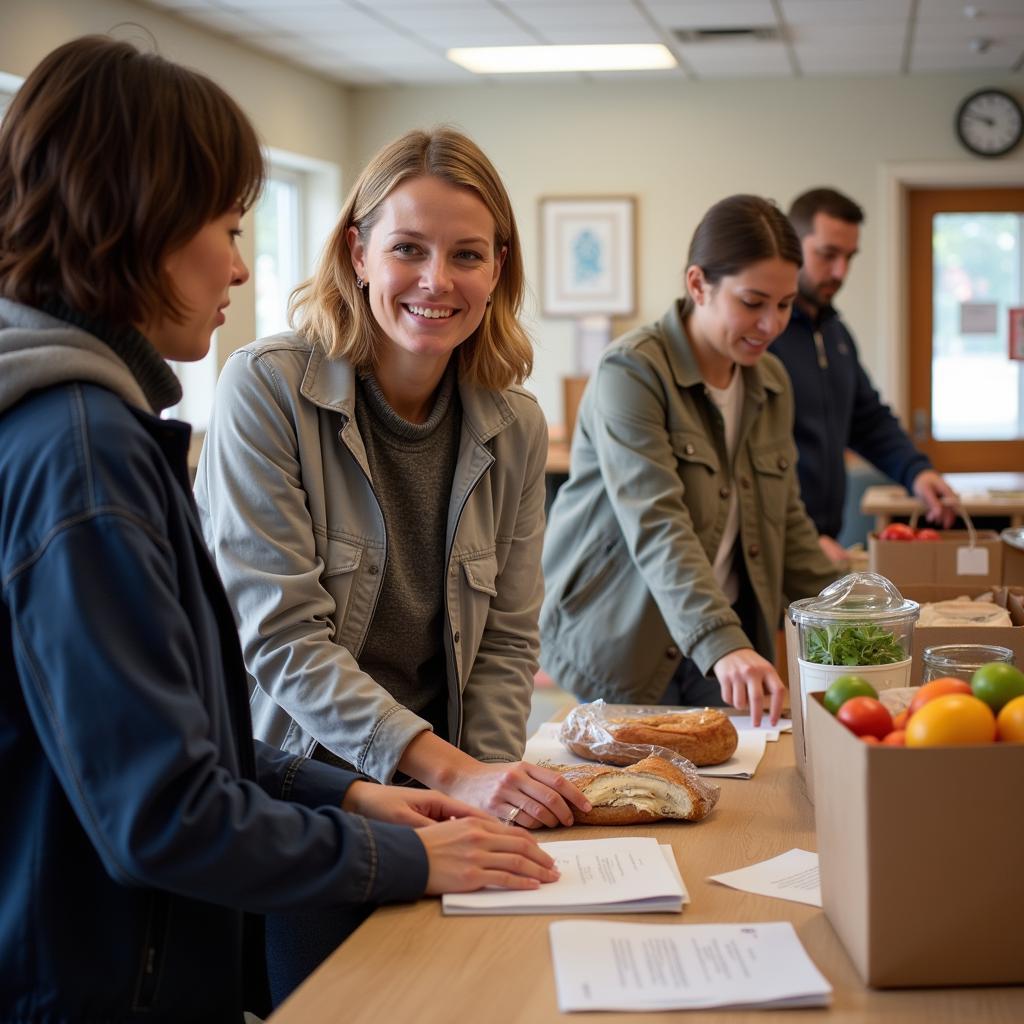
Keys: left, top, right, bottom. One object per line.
{"left": 740, "top": 476, "right": 751, "bottom": 488}
{"left": 368, "top": 564, "right": 380, "bottom": 576}
{"left": 719, "top": 486, "right": 730, "bottom": 499}
{"left": 684, "top": 443, "right": 695, "bottom": 455}
{"left": 666, "top": 645, "right": 679, "bottom": 658}
{"left": 748, "top": 543, "right": 760, "bottom": 558}
{"left": 777, "top": 456, "right": 788, "bottom": 470}
{"left": 453, "top": 631, "right": 461, "bottom": 644}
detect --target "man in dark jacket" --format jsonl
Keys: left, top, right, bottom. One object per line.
{"left": 771, "top": 188, "right": 955, "bottom": 562}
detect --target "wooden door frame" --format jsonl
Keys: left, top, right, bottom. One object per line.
{"left": 877, "top": 159, "right": 1024, "bottom": 425}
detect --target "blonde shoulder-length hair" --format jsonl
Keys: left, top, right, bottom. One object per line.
{"left": 290, "top": 127, "right": 531, "bottom": 391}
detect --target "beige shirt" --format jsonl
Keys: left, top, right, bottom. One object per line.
{"left": 706, "top": 368, "right": 744, "bottom": 604}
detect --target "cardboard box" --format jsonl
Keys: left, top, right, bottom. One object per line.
{"left": 1002, "top": 537, "right": 1024, "bottom": 586}
{"left": 902, "top": 584, "right": 1024, "bottom": 682}
{"left": 868, "top": 529, "right": 1002, "bottom": 588}
{"left": 808, "top": 692, "right": 1024, "bottom": 988}
{"left": 784, "top": 616, "right": 811, "bottom": 785}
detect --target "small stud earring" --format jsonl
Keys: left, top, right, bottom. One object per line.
{"left": 356, "top": 276, "right": 366, "bottom": 290}
{"left": 486, "top": 293, "right": 493, "bottom": 305}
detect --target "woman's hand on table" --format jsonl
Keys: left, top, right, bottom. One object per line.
{"left": 444, "top": 761, "right": 592, "bottom": 829}
{"left": 342, "top": 780, "right": 490, "bottom": 828}
{"left": 398, "top": 732, "right": 591, "bottom": 828}
{"left": 418, "top": 817, "right": 561, "bottom": 894}
{"left": 712, "top": 648, "right": 785, "bottom": 727}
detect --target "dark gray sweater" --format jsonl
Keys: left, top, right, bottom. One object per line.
{"left": 352, "top": 363, "right": 462, "bottom": 745}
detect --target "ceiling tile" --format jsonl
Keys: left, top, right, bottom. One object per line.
{"left": 222, "top": 0, "right": 356, "bottom": 8}
{"left": 790, "top": 24, "right": 907, "bottom": 48}
{"left": 507, "top": 3, "right": 650, "bottom": 31}
{"left": 795, "top": 45, "right": 904, "bottom": 74}
{"left": 226, "top": 5, "right": 389, "bottom": 34}
{"left": 538, "top": 25, "right": 664, "bottom": 43}
{"left": 913, "top": 16, "right": 1024, "bottom": 41}
{"left": 681, "top": 41, "right": 791, "bottom": 75}
{"left": 642, "top": 0, "right": 777, "bottom": 30}
{"left": 316, "top": 36, "right": 438, "bottom": 59}
{"left": 918, "top": 0, "right": 1024, "bottom": 15}
{"left": 416, "top": 26, "right": 539, "bottom": 46}
{"left": 780, "top": 0, "right": 910, "bottom": 26}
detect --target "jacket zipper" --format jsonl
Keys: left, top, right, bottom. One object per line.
{"left": 444, "top": 454, "right": 491, "bottom": 748}
{"left": 132, "top": 893, "right": 169, "bottom": 1010}
{"left": 338, "top": 422, "right": 388, "bottom": 658}
{"left": 813, "top": 329, "right": 829, "bottom": 369}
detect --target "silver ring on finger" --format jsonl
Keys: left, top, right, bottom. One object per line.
{"left": 503, "top": 804, "right": 522, "bottom": 826}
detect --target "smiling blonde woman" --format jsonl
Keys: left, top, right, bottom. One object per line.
{"left": 195, "top": 127, "right": 589, "bottom": 1000}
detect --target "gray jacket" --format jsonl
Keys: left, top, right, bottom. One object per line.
{"left": 195, "top": 334, "right": 547, "bottom": 782}
{"left": 540, "top": 302, "right": 837, "bottom": 705}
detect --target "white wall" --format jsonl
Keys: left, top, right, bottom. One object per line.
{"left": 349, "top": 74, "right": 1024, "bottom": 426}
{"left": 0, "top": 0, "right": 351, "bottom": 364}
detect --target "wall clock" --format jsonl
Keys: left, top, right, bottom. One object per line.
{"left": 955, "top": 88, "right": 1023, "bottom": 158}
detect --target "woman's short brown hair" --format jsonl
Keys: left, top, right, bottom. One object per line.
{"left": 0, "top": 35, "right": 264, "bottom": 326}
{"left": 290, "top": 126, "right": 532, "bottom": 391}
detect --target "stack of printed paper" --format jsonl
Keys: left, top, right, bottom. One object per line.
{"left": 442, "top": 837, "right": 687, "bottom": 916}
{"left": 549, "top": 920, "right": 832, "bottom": 1011}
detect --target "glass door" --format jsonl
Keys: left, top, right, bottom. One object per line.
{"left": 908, "top": 188, "right": 1024, "bottom": 471}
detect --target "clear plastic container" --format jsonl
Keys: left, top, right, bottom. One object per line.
{"left": 788, "top": 573, "right": 920, "bottom": 711}
{"left": 922, "top": 643, "right": 1014, "bottom": 683}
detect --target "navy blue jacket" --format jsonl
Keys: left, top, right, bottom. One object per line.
{"left": 0, "top": 301, "right": 428, "bottom": 1023}
{"left": 771, "top": 303, "right": 931, "bottom": 538}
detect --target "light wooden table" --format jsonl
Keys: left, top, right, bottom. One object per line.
{"left": 269, "top": 736, "right": 1023, "bottom": 1023}
{"left": 862, "top": 472, "right": 1024, "bottom": 531}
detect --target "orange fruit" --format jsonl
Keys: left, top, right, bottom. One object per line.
{"left": 892, "top": 708, "right": 910, "bottom": 730}
{"left": 907, "top": 678, "right": 973, "bottom": 718}
{"left": 905, "top": 693, "right": 997, "bottom": 747}
{"left": 882, "top": 729, "right": 906, "bottom": 747}
{"left": 861, "top": 735, "right": 881, "bottom": 745}
{"left": 996, "top": 695, "right": 1024, "bottom": 743}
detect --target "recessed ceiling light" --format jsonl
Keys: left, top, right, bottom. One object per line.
{"left": 446, "top": 44, "right": 677, "bottom": 74}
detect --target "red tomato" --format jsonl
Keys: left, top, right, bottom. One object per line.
{"left": 915, "top": 528, "right": 941, "bottom": 540}
{"left": 837, "top": 696, "right": 893, "bottom": 739}
{"left": 879, "top": 523, "right": 915, "bottom": 541}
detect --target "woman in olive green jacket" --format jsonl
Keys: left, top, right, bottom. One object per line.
{"left": 541, "top": 195, "right": 838, "bottom": 725}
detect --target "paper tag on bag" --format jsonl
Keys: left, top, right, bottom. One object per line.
{"left": 957, "top": 546, "right": 989, "bottom": 576}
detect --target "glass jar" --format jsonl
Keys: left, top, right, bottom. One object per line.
{"left": 922, "top": 644, "right": 1014, "bottom": 684}
{"left": 788, "top": 573, "right": 920, "bottom": 710}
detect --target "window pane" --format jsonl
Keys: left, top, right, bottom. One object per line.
{"left": 255, "top": 174, "right": 302, "bottom": 339}
{"left": 165, "top": 340, "right": 218, "bottom": 431}
{"left": 931, "top": 212, "right": 1024, "bottom": 441}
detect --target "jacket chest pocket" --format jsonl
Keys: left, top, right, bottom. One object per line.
{"left": 670, "top": 431, "right": 720, "bottom": 532}
{"left": 750, "top": 445, "right": 793, "bottom": 523}
{"left": 451, "top": 549, "right": 498, "bottom": 666}
{"left": 322, "top": 536, "right": 373, "bottom": 644}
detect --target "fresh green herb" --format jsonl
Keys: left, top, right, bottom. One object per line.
{"left": 803, "top": 624, "right": 906, "bottom": 666}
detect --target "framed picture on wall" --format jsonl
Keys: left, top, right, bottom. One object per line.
{"left": 539, "top": 196, "right": 636, "bottom": 317}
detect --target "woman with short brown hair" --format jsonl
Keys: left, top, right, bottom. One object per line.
{"left": 0, "top": 37, "right": 557, "bottom": 1021}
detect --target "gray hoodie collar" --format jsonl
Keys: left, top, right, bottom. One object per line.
{"left": 0, "top": 298, "right": 182, "bottom": 416}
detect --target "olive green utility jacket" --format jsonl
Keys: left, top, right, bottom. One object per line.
{"left": 540, "top": 301, "right": 838, "bottom": 705}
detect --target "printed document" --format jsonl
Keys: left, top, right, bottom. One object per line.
{"left": 549, "top": 920, "right": 832, "bottom": 1011}
{"left": 708, "top": 848, "right": 821, "bottom": 907}
{"left": 442, "top": 837, "right": 687, "bottom": 916}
